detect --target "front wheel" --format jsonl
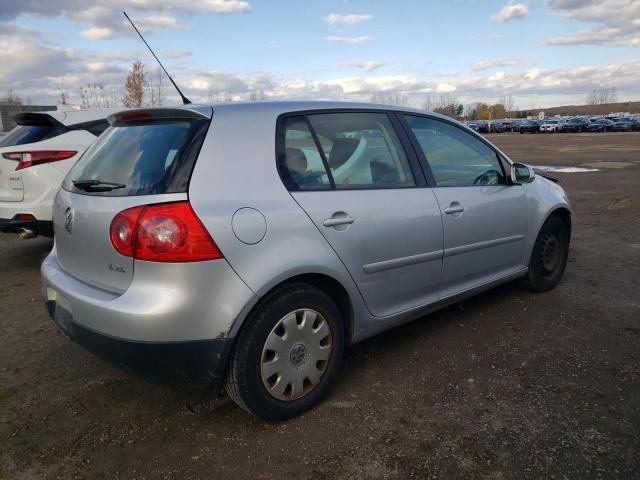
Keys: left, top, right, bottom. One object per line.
{"left": 224, "top": 284, "right": 344, "bottom": 421}
{"left": 520, "top": 215, "right": 570, "bottom": 292}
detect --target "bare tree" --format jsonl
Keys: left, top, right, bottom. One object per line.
{"left": 57, "top": 82, "right": 69, "bottom": 105}
{"left": 80, "top": 83, "right": 113, "bottom": 108}
{"left": 432, "top": 94, "right": 461, "bottom": 119}
{"left": 156, "top": 68, "right": 164, "bottom": 106}
{"left": 370, "top": 93, "right": 407, "bottom": 106}
{"left": 499, "top": 94, "right": 516, "bottom": 115}
{"left": 463, "top": 103, "right": 477, "bottom": 119}
{"left": 223, "top": 92, "right": 233, "bottom": 102}
{"left": 4, "top": 89, "right": 22, "bottom": 105}
{"left": 207, "top": 87, "right": 219, "bottom": 103}
{"left": 422, "top": 95, "right": 435, "bottom": 111}
{"left": 148, "top": 68, "right": 164, "bottom": 106}
{"left": 122, "top": 60, "right": 147, "bottom": 108}
{"left": 587, "top": 86, "right": 618, "bottom": 105}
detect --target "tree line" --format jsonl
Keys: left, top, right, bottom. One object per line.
{"left": 7, "top": 58, "right": 624, "bottom": 116}
{"left": 371, "top": 93, "right": 519, "bottom": 120}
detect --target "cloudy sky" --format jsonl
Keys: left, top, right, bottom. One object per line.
{"left": 0, "top": 0, "right": 639, "bottom": 109}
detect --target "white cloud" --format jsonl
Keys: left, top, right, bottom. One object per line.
{"left": 436, "top": 83, "right": 457, "bottom": 93}
{"left": 326, "top": 35, "right": 374, "bottom": 45}
{"left": 322, "top": 13, "right": 373, "bottom": 25}
{"left": 472, "top": 58, "right": 527, "bottom": 71}
{"left": 79, "top": 27, "right": 114, "bottom": 41}
{"left": 2, "top": 25, "right": 640, "bottom": 110}
{"left": 338, "top": 61, "right": 385, "bottom": 71}
{"left": 546, "top": 0, "right": 640, "bottom": 47}
{"left": 490, "top": 2, "right": 529, "bottom": 23}
{"left": 0, "top": 1, "right": 250, "bottom": 40}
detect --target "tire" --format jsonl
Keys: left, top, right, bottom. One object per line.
{"left": 224, "top": 283, "right": 344, "bottom": 421}
{"left": 519, "top": 215, "right": 570, "bottom": 292}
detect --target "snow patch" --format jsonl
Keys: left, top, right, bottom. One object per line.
{"left": 534, "top": 166, "right": 600, "bottom": 173}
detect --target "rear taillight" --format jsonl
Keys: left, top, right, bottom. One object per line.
{"left": 109, "top": 201, "right": 223, "bottom": 262}
{"left": 2, "top": 151, "right": 77, "bottom": 171}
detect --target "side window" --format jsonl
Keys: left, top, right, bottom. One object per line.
{"left": 307, "top": 113, "right": 415, "bottom": 189}
{"left": 404, "top": 115, "right": 506, "bottom": 187}
{"left": 278, "top": 116, "right": 331, "bottom": 191}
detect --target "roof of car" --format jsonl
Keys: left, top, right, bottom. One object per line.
{"left": 189, "top": 100, "right": 454, "bottom": 120}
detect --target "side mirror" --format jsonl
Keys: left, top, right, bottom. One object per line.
{"left": 511, "top": 163, "right": 535, "bottom": 184}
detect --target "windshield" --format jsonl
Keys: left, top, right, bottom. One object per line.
{"left": 63, "top": 118, "right": 209, "bottom": 196}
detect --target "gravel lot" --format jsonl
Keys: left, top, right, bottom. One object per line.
{"left": 1, "top": 132, "right": 639, "bottom": 480}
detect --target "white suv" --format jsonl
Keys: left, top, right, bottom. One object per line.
{"left": 0, "top": 108, "right": 119, "bottom": 238}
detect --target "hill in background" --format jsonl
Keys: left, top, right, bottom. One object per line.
{"left": 527, "top": 101, "right": 640, "bottom": 117}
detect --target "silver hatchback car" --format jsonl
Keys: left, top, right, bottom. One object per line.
{"left": 42, "top": 101, "right": 571, "bottom": 420}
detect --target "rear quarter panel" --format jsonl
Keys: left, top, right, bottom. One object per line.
{"left": 188, "top": 104, "right": 370, "bottom": 338}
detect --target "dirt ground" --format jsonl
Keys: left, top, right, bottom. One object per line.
{"left": 1, "top": 132, "right": 639, "bottom": 480}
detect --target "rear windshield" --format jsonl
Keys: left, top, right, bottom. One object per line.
{"left": 0, "top": 125, "right": 64, "bottom": 147}
{"left": 63, "top": 119, "right": 209, "bottom": 196}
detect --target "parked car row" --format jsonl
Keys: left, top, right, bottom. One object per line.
{"left": 464, "top": 115, "right": 640, "bottom": 134}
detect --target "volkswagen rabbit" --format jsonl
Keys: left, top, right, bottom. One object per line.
{"left": 42, "top": 101, "right": 571, "bottom": 420}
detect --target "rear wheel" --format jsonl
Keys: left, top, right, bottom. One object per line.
{"left": 224, "top": 283, "right": 344, "bottom": 421}
{"left": 520, "top": 215, "right": 570, "bottom": 292}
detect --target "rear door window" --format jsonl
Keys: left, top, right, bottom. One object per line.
{"left": 278, "top": 112, "right": 416, "bottom": 191}
{"left": 308, "top": 113, "right": 415, "bottom": 189}
{"left": 63, "top": 118, "right": 209, "bottom": 196}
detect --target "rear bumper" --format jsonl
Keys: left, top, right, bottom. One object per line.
{"left": 41, "top": 245, "right": 259, "bottom": 384}
{"left": 45, "top": 299, "right": 231, "bottom": 385}
{"left": 41, "top": 247, "right": 257, "bottom": 342}
{"left": 0, "top": 217, "right": 53, "bottom": 236}
{"left": 41, "top": 247, "right": 258, "bottom": 384}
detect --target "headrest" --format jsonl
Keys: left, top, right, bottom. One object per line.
{"left": 285, "top": 147, "right": 308, "bottom": 173}
{"left": 328, "top": 138, "right": 360, "bottom": 169}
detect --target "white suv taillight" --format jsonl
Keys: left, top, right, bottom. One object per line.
{"left": 2, "top": 151, "right": 77, "bottom": 170}
{"left": 109, "top": 201, "right": 223, "bottom": 262}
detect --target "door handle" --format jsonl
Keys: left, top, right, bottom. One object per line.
{"left": 444, "top": 203, "right": 465, "bottom": 215}
{"left": 323, "top": 216, "right": 355, "bottom": 227}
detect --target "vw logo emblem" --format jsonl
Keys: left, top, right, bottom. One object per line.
{"left": 64, "top": 207, "right": 74, "bottom": 234}
{"left": 289, "top": 343, "right": 307, "bottom": 365}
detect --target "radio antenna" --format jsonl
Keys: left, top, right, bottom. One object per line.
{"left": 123, "top": 11, "right": 191, "bottom": 105}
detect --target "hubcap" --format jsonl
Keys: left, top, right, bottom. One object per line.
{"left": 260, "top": 308, "right": 333, "bottom": 401}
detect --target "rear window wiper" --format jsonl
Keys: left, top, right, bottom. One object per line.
{"left": 73, "top": 179, "right": 126, "bottom": 192}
